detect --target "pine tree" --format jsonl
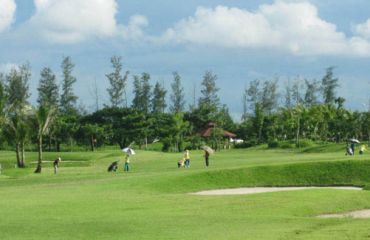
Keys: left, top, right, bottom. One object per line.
{"left": 241, "top": 88, "right": 248, "bottom": 121}
{"left": 292, "top": 79, "right": 303, "bottom": 106}
{"left": 321, "top": 67, "right": 339, "bottom": 104}
{"left": 106, "top": 56, "right": 129, "bottom": 107}
{"left": 60, "top": 56, "right": 78, "bottom": 114}
{"left": 304, "top": 79, "right": 319, "bottom": 107}
{"left": 141, "top": 73, "right": 151, "bottom": 114}
{"left": 246, "top": 79, "right": 260, "bottom": 113}
{"left": 170, "top": 72, "right": 185, "bottom": 113}
{"left": 198, "top": 71, "right": 220, "bottom": 111}
{"left": 132, "top": 75, "right": 142, "bottom": 111}
{"left": 132, "top": 73, "right": 151, "bottom": 114}
{"left": 284, "top": 80, "right": 292, "bottom": 109}
{"left": 37, "top": 67, "right": 59, "bottom": 108}
{"left": 6, "top": 63, "right": 31, "bottom": 110}
{"left": 152, "top": 82, "right": 167, "bottom": 113}
{"left": 261, "top": 79, "right": 278, "bottom": 114}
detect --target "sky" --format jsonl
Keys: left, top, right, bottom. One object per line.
{"left": 0, "top": 0, "right": 370, "bottom": 119}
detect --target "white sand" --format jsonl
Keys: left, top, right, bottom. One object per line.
{"left": 318, "top": 209, "right": 370, "bottom": 219}
{"left": 192, "top": 187, "right": 362, "bottom": 196}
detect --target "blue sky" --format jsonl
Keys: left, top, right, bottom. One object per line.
{"left": 0, "top": 0, "right": 370, "bottom": 119}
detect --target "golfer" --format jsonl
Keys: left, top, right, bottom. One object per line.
{"left": 359, "top": 144, "right": 367, "bottom": 155}
{"left": 184, "top": 150, "right": 190, "bottom": 168}
{"left": 351, "top": 143, "right": 355, "bottom": 155}
{"left": 204, "top": 150, "right": 210, "bottom": 167}
{"left": 124, "top": 154, "right": 130, "bottom": 172}
{"left": 53, "top": 157, "right": 61, "bottom": 174}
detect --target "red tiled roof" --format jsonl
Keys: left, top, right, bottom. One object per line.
{"left": 200, "top": 128, "right": 236, "bottom": 138}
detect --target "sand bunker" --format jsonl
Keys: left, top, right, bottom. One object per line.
{"left": 318, "top": 209, "right": 370, "bottom": 219}
{"left": 192, "top": 187, "right": 362, "bottom": 196}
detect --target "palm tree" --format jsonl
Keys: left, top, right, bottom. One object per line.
{"left": 34, "top": 106, "right": 56, "bottom": 173}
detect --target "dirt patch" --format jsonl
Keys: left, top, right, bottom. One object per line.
{"left": 192, "top": 187, "right": 362, "bottom": 196}
{"left": 318, "top": 209, "right": 370, "bottom": 219}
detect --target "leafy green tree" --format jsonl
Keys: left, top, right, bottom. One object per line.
{"left": 78, "top": 124, "right": 105, "bottom": 151}
{"left": 170, "top": 72, "right": 185, "bottom": 113}
{"left": 106, "top": 56, "right": 129, "bottom": 107}
{"left": 4, "top": 64, "right": 31, "bottom": 167}
{"left": 321, "top": 67, "right": 339, "bottom": 104}
{"left": 60, "top": 56, "right": 78, "bottom": 114}
{"left": 151, "top": 82, "right": 167, "bottom": 113}
{"left": 152, "top": 112, "right": 189, "bottom": 152}
{"left": 335, "top": 97, "right": 346, "bottom": 110}
{"left": 87, "top": 107, "right": 147, "bottom": 149}
{"left": 4, "top": 113, "right": 30, "bottom": 167}
{"left": 217, "top": 104, "right": 235, "bottom": 132}
{"left": 37, "top": 67, "right": 59, "bottom": 108}
{"left": 52, "top": 115, "right": 80, "bottom": 152}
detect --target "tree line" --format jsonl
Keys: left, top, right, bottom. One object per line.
{"left": 0, "top": 56, "right": 369, "bottom": 172}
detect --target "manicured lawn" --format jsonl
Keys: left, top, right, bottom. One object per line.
{"left": 1, "top": 147, "right": 370, "bottom": 239}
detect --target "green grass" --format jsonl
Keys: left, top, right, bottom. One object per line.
{"left": 1, "top": 146, "right": 370, "bottom": 239}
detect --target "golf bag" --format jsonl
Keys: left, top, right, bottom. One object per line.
{"left": 107, "top": 161, "right": 119, "bottom": 172}
{"left": 346, "top": 147, "right": 353, "bottom": 156}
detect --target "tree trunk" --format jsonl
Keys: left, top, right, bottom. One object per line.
{"left": 34, "top": 136, "right": 43, "bottom": 173}
{"left": 20, "top": 141, "right": 25, "bottom": 168}
{"left": 90, "top": 135, "right": 95, "bottom": 152}
{"left": 296, "top": 116, "right": 300, "bottom": 148}
{"left": 56, "top": 141, "right": 61, "bottom": 152}
{"left": 69, "top": 138, "right": 73, "bottom": 151}
{"left": 48, "top": 135, "right": 52, "bottom": 152}
{"left": 15, "top": 143, "right": 21, "bottom": 168}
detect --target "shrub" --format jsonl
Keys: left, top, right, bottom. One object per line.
{"left": 234, "top": 140, "right": 258, "bottom": 148}
{"left": 268, "top": 140, "right": 280, "bottom": 148}
{"left": 296, "top": 139, "right": 315, "bottom": 148}
{"left": 280, "top": 142, "right": 295, "bottom": 149}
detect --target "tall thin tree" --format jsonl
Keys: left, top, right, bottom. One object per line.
{"left": 60, "top": 56, "right": 78, "bottom": 114}
{"left": 198, "top": 71, "right": 220, "bottom": 111}
{"left": 170, "top": 72, "right": 185, "bottom": 113}
{"left": 152, "top": 82, "right": 167, "bottom": 113}
{"left": 304, "top": 79, "right": 319, "bottom": 107}
{"left": 4, "top": 63, "right": 31, "bottom": 168}
{"left": 132, "top": 73, "right": 151, "bottom": 113}
{"left": 106, "top": 56, "right": 129, "bottom": 107}
{"left": 321, "top": 67, "right": 339, "bottom": 104}
{"left": 37, "top": 67, "right": 59, "bottom": 108}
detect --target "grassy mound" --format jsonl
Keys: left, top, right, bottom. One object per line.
{"left": 155, "top": 160, "right": 370, "bottom": 193}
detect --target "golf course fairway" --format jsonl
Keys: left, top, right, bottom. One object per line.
{"left": 1, "top": 147, "right": 370, "bottom": 239}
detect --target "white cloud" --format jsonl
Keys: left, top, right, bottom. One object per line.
{"left": 30, "top": 0, "right": 118, "bottom": 43}
{"left": 27, "top": 0, "right": 149, "bottom": 44}
{"left": 118, "top": 15, "right": 149, "bottom": 41}
{"left": 163, "top": 1, "right": 370, "bottom": 56}
{"left": 0, "top": 0, "right": 16, "bottom": 32}
{"left": 354, "top": 19, "right": 370, "bottom": 39}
